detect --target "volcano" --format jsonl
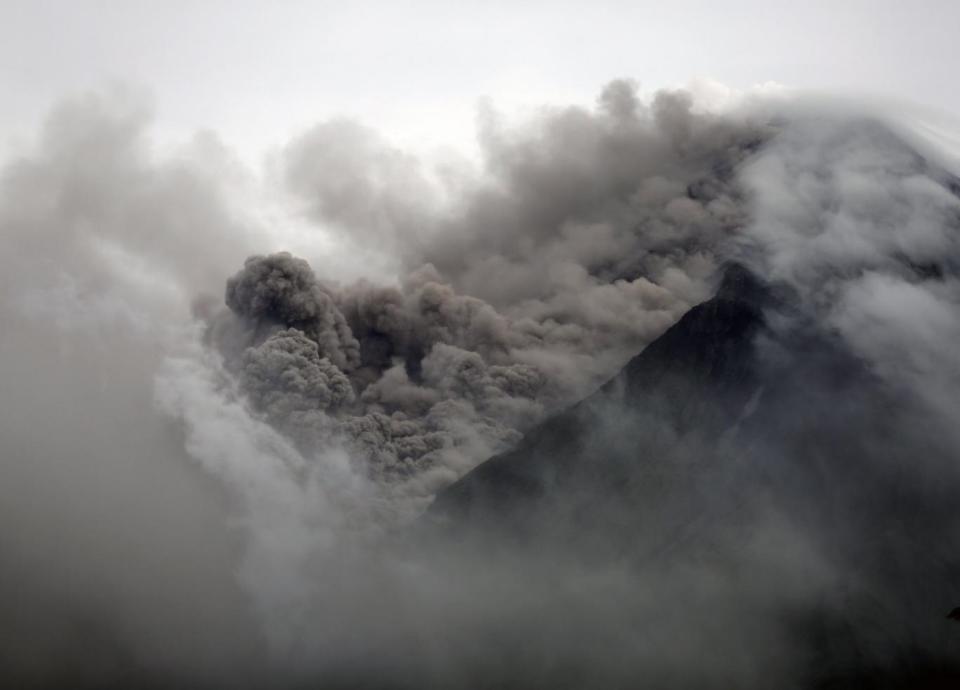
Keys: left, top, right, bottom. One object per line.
{"left": 427, "top": 262, "right": 960, "bottom": 687}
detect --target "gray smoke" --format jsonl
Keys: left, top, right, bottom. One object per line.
{"left": 242, "top": 328, "right": 355, "bottom": 420}
{"left": 0, "top": 90, "right": 269, "bottom": 689}
{"left": 226, "top": 253, "right": 362, "bottom": 371}
{"left": 210, "top": 81, "right": 772, "bottom": 496}
{"left": 2, "top": 79, "right": 960, "bottom": 689}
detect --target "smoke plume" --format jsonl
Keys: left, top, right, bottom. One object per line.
{"left": 2, "top": 80, "right": 960, "bottom": 688}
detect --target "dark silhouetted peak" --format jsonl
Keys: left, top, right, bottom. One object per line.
{"left": 716, "top": 261, "right": 764, "bottom": 301}
{"left": 713, "top": 261, "right": 790, "bottom": 315}
{"left": 619, "top": 264, "right": 764, "bottom": 417}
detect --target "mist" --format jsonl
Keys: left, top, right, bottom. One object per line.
{"left": 2, "top": 79, "right": 960, "bottom": 689}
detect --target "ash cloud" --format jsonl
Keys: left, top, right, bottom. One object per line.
{"left": 2, "top": 79, "right": 960, "bottom": 689}
{"left": 226, "top": 253, "right": 361, "bottom": 371}
{"left": 209, "top": 81, "right": 771, "bottom": 496}
{"left": 241, "top": 328, "right": 355, "bottom": 420}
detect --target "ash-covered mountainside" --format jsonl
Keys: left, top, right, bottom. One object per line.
{"left": 427, "top": 262, "right": 960, "bottom": 686}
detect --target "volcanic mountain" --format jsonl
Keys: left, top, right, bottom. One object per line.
{"left": 427, "top": 262, "right": 960, "bottom": 688}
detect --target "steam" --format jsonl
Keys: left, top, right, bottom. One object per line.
{"left": 2, "top": 80, "right": 960, "bottom": 688}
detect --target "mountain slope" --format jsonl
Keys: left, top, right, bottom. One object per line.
{"left": 425, "top": 262, "right": 960, "bottom": 687}
{"left": 429, "top": 263, "right": 768, "bottom": 528}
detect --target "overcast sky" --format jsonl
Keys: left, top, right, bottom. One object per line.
{"left": 2, "top": 1, "right": 959, "bottom": 163}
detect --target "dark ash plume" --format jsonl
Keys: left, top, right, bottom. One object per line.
{"left": 226, "top": 252, "right": 361, "bottom": 371}
{"left": 213, "top": 81, "right": 774, "bottom": 492}
{"left": 241, "top": 328, "right": 354, "bottom": 420}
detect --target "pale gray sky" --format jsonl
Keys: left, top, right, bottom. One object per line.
{"left": 2, "top": 1, "right": 959, "bottom": 162}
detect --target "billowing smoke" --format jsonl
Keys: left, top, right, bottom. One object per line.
{"left": 2, "top": 80, "right": 960, "bottom": 688}
{"left": 199, "top": 82, "right": 770, "bottom": 506}
{"left": 225, "top": 253, "right": 362, "bottom": 371}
